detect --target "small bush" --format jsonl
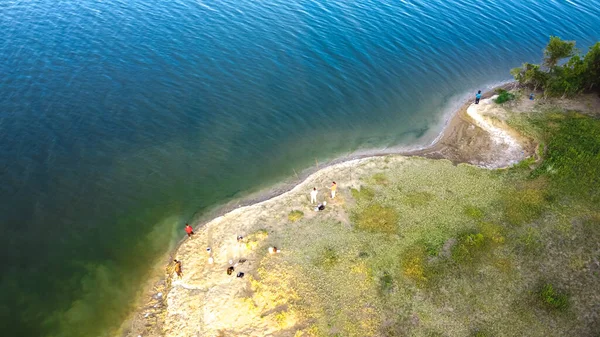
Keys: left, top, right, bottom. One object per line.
{"left": 288, "top": 210, "right": 304, "bottom": 222}
{"left": 495, "top": 89, "right": 515, "bottom": 104}
{"left": 352, "top": 203, "right": 399, "bottom": 234}
{"left": 539, "top": 283, "right": 568, "bottom": 310}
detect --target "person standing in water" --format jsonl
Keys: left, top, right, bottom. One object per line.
{"left": 185, "top": 224, "right": 194, "bottom": 238}
{"left": 310, "top": 187, "right": 318, "bottom": 204}
{"left": 475, "top": 90, "right": 482, "bottom": 104}
{"left": 173, "top": 259, "right": 183, "bottom": 278}
{"left": 329, "top": 181, "right": 337, "bottom": 199}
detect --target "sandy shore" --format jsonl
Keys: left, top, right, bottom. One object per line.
{"left": 123, "top": 85, "right": 536, "bottom": 337}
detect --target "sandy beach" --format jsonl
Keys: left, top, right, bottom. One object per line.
{"left": 124, "top": 87, "right": 540, "bottom": 336}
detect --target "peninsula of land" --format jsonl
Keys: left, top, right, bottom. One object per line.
{"left": 124, "top": 87, "right": 600, "bottom": 337}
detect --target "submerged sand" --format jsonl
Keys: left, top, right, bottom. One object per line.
{"left": 124, "top": 89, "right": 538, "bottom": 337}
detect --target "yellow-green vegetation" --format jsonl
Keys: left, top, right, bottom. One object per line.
{"left": 246, "top": 111, "right": 600, "bottom": 336}
{"left": 288, "top": 210, "right": 304, "bottom": 222}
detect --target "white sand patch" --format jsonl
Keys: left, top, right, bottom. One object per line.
{"left": 466, "top": 96, "right": 524, "bottom": 168}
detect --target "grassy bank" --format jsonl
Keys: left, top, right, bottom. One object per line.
{"left": 243, "top": 97, "right": 600, "bottom": 336}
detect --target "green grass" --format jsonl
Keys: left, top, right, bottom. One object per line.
{"left": 247, "top": 110, "right": 600, "bottom": 337}
{"left": 403, "top": 191, "right": 434, "bottom": 207}
{"left": 352, "top": 204, "right": 399, "bottom": 234}
{"left": 503, "top": 187, "right": 545, "bottom": 225}
{"left": 531, "top": 112, "right": 600, "bottom": 202}
{"left": 313, "top": 246, "right": 339, "bottom": 269}
{"left": 350, "top": 186, "right": 375, "bottom": 202}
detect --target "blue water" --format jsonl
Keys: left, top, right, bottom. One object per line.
{"left": 1, "top": 0, "right": 599, "bottom": 335}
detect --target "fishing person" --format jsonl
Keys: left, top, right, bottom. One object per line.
{"left": 185, "top": 223, "right": 194, "bottom": 238}
{"left": 475, "top": 90, "right": 482, "bottom": 104}
{"left": 310, "top": 187, "right": 318, "bottom": 204}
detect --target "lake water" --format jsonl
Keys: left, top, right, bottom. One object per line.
{"left": 1, "top": 0, "right": 599, "bottom": 335}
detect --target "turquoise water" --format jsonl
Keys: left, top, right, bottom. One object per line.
{"left": 1, "top": 0, "right": 599, "bottom": 335}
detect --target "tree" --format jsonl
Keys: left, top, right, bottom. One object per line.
{"left": 543, "top": 36, "right": 576, "bottom": 69}
{"left": 582, "top": 42, "right": 600, "bottom": 92}
{"left": 511, "top": 63, "right": 549, "bottom": 91}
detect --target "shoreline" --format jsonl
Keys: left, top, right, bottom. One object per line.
{"left": 122, "top": 82, "right": 531, "bottom": 336}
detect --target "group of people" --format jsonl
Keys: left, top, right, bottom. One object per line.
{"left": 172, "top": 181, "right": 340, "bottom": 279}
{"left": 310, "top": 181, "right": 337, "bottom": 203}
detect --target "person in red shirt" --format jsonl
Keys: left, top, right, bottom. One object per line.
{"left": 185, "top": 224, "right": 194, "bottom": 238}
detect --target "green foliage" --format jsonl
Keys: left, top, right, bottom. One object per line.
{"left": 511, "top": 63, "right": 549, "bottom": 91}
{"left": 533, "top": 113, "right": 600, "bottom": 202}
{"left": 495, "top": 89, "right": 515, "bottom": 104}
{"left": 511, "top": 37, "right": 600, "bottom": 97}
{"left": 544, "top": 36, "right": 576, "bottom": 68}
{"left": 352, "top": 203, "right": 399, "bottom": 234}
{"left": 539, "top": 283, "right": 569, "bottom": 310}
{"left": 288, "top": 210, "right": 304, "bottom": 222}
{"left": 582, "top": 42, "right": 600, "bottom": 92}
{"left": 511, "top": 156, "right": 536, "bottom": 171}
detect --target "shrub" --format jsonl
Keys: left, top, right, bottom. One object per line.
{"left": 288, "top": 210, "right": 304, "bottom": 222}
{"left": 539, "top": 283, "right": 568, "bottom": 310}
{"left": 463, "top": 205, "right": 484, "bottom": 219}
{"left": 495, "top": 89, "right": 515, "bottom": 104}
{"left": 352, "top": 203, "right": 399, "bottom": 234}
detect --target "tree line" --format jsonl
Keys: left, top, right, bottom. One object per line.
{"left": 511, "top": 36, "right": 600, "bottom": 98}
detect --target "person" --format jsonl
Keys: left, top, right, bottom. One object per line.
{"left": 329, "top": 181, "right": 337, "bottom": 199}
{"left": 310, "top": 187, "right": 318, "bottom": 204}
{"left": 475, "top": 90, "right": 482, "bottom": 104}
{"left": 185, "top": 224, "right": 194, "bottom": 238}
{"left": 314, "top": 201, "right": 327, "bottom": 212}
{"left": 173, "top": 259, "right": 183, "bottom": 278}
{"left": 529, "top": 93, "right": 535, "bottom": 100}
